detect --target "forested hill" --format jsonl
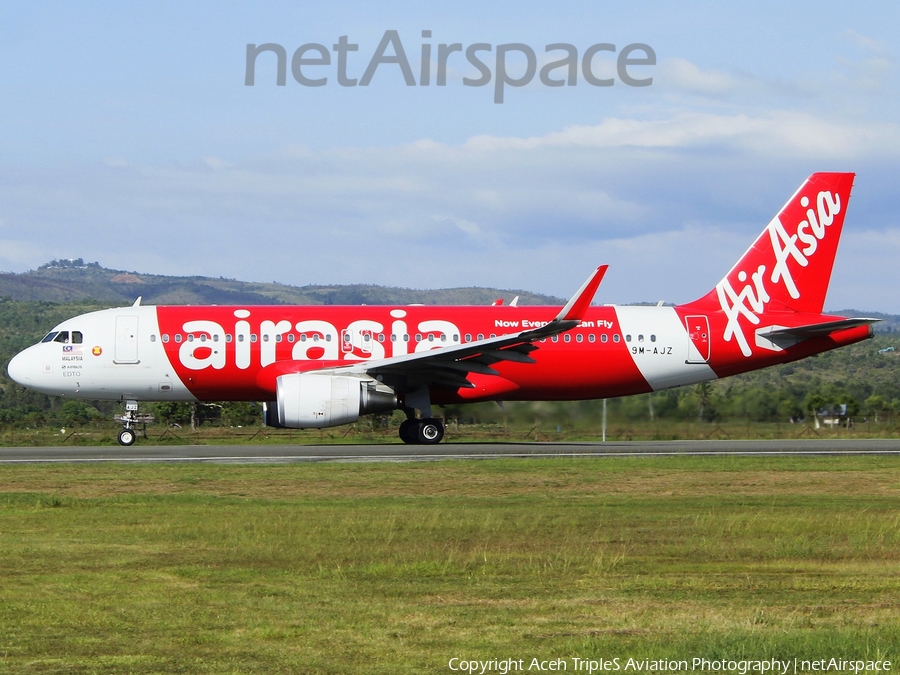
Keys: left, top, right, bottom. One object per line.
{"left": 0, "top": 261, "right": 564, "bottom": 307}
{"left": 2, "top": 261, "right": 897, "bottom": 333}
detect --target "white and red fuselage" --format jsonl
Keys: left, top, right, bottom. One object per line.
{"left": 6, "top": 302, "right": 871, "bottom": 404}
{"left": 6, "top": 173, "right": 877, "bottom": 443}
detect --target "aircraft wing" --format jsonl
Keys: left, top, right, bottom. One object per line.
{"left": 334, "top": 265, "right": 608, "bottom": 391}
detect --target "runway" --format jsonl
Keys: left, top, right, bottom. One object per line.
{"left": 1, "top": 438, "right": 899, "bottom": 464}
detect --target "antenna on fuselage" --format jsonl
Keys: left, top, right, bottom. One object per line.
{"left": 132, "top": 297, "right": 142, "bottom": 307}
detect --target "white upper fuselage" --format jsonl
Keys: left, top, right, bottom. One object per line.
{"left": 7, "top": 306, "right": 196, "bottom": 402}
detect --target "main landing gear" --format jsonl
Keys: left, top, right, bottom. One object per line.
{"left": 398, "top": 386, "right": 444, "bottom": 445}
{"left": 398, "top": 417, "right": 445, "bottom": 445}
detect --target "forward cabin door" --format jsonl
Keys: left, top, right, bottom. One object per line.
{"left": 115, "top": 316, "right": 140, "bottom": 364}
{"left": 684, "top": 315, "right": 710, "bottom": 364}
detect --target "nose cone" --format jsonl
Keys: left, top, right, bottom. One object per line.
{"left": 7, "top": 350, "right": 32, "bottom": 386}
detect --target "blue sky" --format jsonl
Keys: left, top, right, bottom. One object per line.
{"left": 1, "top": 1, "right": 899, "bottom": 311}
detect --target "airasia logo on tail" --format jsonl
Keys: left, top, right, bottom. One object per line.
{"left": 717, "top": 187, "right": 842, "bottom": 357}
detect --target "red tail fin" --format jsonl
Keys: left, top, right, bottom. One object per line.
{"left": 686, "top": 172, "right": 855, "bottom": 314}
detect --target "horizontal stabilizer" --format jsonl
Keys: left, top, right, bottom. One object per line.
{"left": 762, "top": 318, "right": 880, "bottom": 341}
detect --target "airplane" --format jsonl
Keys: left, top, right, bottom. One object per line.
{"left": 6, "top": 172, "right": 879, "bottom": 446}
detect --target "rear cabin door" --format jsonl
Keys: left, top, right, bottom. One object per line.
{"left": 115, "top": 316, "right": 140, "bottom": 364}
{"left": 684, "top": 315, "right": 710, "bottom": 363}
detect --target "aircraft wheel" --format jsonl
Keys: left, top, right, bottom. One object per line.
{"left": 417, "top": 418, "right": 444, "bottom": 445}
{"left": 399, "top": 419, "right": 419, "bottom": 444}
{"left": 117, "top": 428, "right": 136, "bottom": 446}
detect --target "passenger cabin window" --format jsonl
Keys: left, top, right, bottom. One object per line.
{"left": 576, "top": 334, "right": 583, "bottom": 343}
{"left": 650, "top": 335, "right": 657, "bottom": 342}
{"left": 465, "top": 334, "right": 472, "bottom": 342}
{"left": 564, "top": 334, "right": 571, "bottom": 343}
{"left": 162, "top": 334, "right": 170, "bottom": 343}
{"left": 625, "top": 334, "right": 632, "bottom": 342}
{"left": 613, "top": 334, "right": 621, "bottom": 343}
{"left": 175, "top": 334, "right": 183, "bottom": 343}
{"left": 601, "top": 334, "right": 608, "bottom": 343}
{"left": 588, "top": 334, "right": 595, "bottom": 343}
{"left": 150, "top": 335, "right": 156, "bottom": 342}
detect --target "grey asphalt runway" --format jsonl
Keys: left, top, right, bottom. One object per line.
{"left": 0, "top": 438, "right": 899, "bottom": 464}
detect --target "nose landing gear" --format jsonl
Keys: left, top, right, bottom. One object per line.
{"left": 114, "top": 400, "right": 153, "bottom": 446}
{"left": 117, "top": 427, "right": 136, "bottom": 446}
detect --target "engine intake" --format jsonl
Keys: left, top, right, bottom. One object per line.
{"left": 264, "top": 373, "right": 397, "bottom": 429}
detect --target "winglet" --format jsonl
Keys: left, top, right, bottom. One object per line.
{"left": 555, "top": 265, "right": 608, "bottom": 322}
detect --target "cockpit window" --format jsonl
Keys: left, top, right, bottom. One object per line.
{"left": 72, "top": 331, "right": 83, "bottom": 344}
{"left": 41, "top": 332, "right": 59, "bottom": 343}
{"left": 53, "top": 332, "right": 70, "bottom": 344}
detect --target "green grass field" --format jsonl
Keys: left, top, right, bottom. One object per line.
{"left": 1, "top": 456, "right": 898, "bottom": 674}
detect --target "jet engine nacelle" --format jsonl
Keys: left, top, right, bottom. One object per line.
{"left": 265, "top": 373, "right": 398, "bottom": 429}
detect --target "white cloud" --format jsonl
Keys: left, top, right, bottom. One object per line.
{"left": 464, "top": 111, "right": 900, "bottom": 158}
{"left": 1, "top": 110, "right": 899, "bottom": 310}
{"left": 841, "top": 30, "right": 889, "bottom": 56}
{"left": 660, "top": 57, "right": 739, "bottom": 95}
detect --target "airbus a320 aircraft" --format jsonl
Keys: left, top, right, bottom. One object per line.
{"left": 7, "top": 173, "right": 878, "bottom": 446}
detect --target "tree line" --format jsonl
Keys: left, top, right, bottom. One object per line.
{"left": 1, "top": 299, "right": 898, "bottom": 430}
